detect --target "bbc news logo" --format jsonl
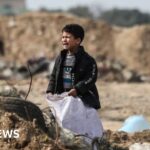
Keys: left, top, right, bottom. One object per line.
{"left": 0, "top": 130, "right": 19, "bottom": 138}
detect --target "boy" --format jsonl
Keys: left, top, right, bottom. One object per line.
{"left": 46, "top": 24, "right": 100, "bottom": 109}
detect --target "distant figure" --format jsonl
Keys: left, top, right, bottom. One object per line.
{"left": 46, "top": 24, "right": 100, "bottom": 109}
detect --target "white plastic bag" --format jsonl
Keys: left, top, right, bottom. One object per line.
{"left": 46, "top": 93, "right": 104, "bottom": 139}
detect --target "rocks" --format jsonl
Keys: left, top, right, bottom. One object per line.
{"left": 0, "top": 57, "right": 50, "bottom": 79}
{"left": 59, "top": 128, "right": 91, "bottom": 150}
{"left": 0, "top": 84, "right": 21, "bottom": 97}
{"left": 97, "top": 58, "right": 149, "bottom": 82}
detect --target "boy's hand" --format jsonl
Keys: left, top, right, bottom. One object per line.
{"left": 46, "top": 92, "right": 53, "bottom": 99}
{"left": 68, "top": 89, "right": 77, "bottom": 97}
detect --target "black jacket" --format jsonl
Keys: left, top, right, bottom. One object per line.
{"left": 46, "top": 46, "right": 101, "bottom": 109}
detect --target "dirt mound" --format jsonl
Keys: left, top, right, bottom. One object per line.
{"left": 0, "top": 12, "right": 114, "bottom": 64}
{"left": 0, "top": 111, "right": 149, "bottom": 150}
{"left": 0, "top": 111, "right": 68, "bottom": 150}
{"left": 99, "top": 129, "right": 150, "bottom": 150}
{"left": 0, "top": 12, "right": 150, "bottom": 76}
{"left": 0, "top": 81, "right": 150, "bottom": 149}
{"left": 0, "top": 12, "right": 150, "bottom": 75}
{"left": 114, "top": 25, "right": 150, "bottom": 75}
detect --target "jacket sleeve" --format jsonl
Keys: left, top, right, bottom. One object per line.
{"left": 46, "top": 55, "right": 60, "bottom": 93}
{"left": 74, "top": 58, "right": 98, "bottom": 94}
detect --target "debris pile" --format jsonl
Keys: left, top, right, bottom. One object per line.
{"left": 0, "top": 12, "right": 150, "bottom": 82}
{"left": 0, "top": 82, "right": 150, "bottom": 149}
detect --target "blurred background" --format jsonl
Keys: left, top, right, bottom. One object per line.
{"left": 0, "top": 0, "right": 150, "bottom": 134}
{"left": 1, "top": 0, "right": 150, "bottom": 25}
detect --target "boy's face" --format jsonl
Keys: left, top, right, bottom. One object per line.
{"left": 61, "top": 31, "right": 81, "bottom": 51}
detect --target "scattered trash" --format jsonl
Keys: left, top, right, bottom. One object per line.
{"left": 119, "top": 115, "right": 150, "bottom": 133}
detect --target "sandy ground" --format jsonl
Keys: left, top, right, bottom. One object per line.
{"left": 12, "top": 75, "right": 150, "bottom": 132}
{"left": 97, "top": 81, "right": 150, "bottom": 131}
{"left": 2, "top": 75, "right": 150, "bottom": 149}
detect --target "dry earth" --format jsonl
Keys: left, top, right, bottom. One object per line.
{"left": 97, "top": 81, "right": 150, "bottom": 131}
{"left": 10, "top": 76, "right": 150, "bottom": 131}
{"left": 1, "top": 76, "right": 150, "bottom": 149}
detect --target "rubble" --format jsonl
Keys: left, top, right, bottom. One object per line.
{"left": 0, "top": 12, "right": 150, "bottom": 81}
{"left": 0, "top": 82, "right": 150, "bottom": 149}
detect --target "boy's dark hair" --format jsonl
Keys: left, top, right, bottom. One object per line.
{"left": 62, "top": 24, "right": 84, "bottom": 42}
